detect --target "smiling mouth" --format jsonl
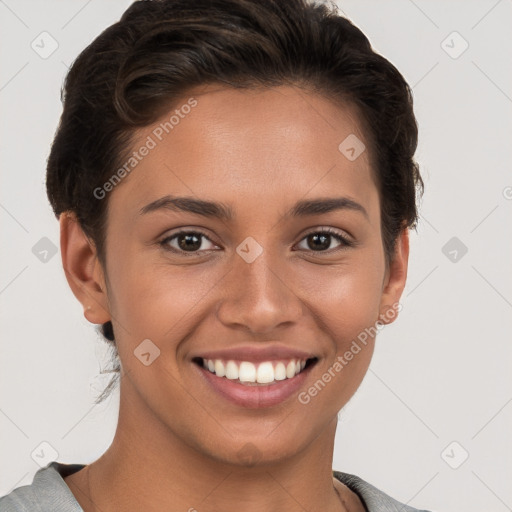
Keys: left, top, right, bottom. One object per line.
{"left": 192, "top": 357, "right": 318, "bottom": 386}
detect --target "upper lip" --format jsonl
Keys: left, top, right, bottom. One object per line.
{"left": 192, "top": 344, "right": 318, "bottom": 363}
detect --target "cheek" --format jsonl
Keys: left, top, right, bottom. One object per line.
{"left": 106, "top": 254, "right": 223, "bottom": 349}
{"left": 293, "top": 262, "right": 383, "bottom": 413}
{"left": 296, "top": 254, "right": 385, "bottom": 344}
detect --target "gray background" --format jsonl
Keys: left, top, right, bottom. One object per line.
{"left": 1, "top": 1, "right": 511, "bottom": 510}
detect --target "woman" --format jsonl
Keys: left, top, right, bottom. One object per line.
{"left": 0, "top": 0, "right": 430, "bottom": 510}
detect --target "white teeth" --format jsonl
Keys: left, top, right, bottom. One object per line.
{"left": 239, "top": 362, "right": 256, "bottom": 382}
{"left": 286, "top": 361, "right": 296, "bottom": 379}
{"left": 201, "top": 358, "right": 311, "bottom": 384}
{"left": 214, "top": 359, "right": 226, "bottom": 377}
{"left": 225, "top": 360, "right": 238, "bottom": 380}
{"left": 256, "top": 362, "right": 274, "bottom": 384}
{"left": 274, "top": 362, "right": 287, "bottom": 381}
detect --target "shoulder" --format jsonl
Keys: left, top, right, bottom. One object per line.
{"left": 333, "top": 470, "right": 434, "bottom": 512}
{"left": 0, "top": 462, "right": 84, "bottom": 512}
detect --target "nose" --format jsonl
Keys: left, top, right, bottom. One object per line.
{"left": 215, "top": 245, "right": 304, "bottom": 335}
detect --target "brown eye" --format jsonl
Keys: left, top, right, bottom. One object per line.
{"left": 160, "top": 230, "right": 218, "bottom": 255}
{"left": 296, "top": 228, "right": 353, "bottom": 253}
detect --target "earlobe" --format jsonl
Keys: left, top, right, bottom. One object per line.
{"left": 378, "top": 227, "right": 409, "bottom": 326}
{"left": 59, "top": 212, "right": 111, "bottom": 325}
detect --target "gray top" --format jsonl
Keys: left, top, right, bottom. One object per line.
{"left": 0, "top": 462, "right": 432, "bottom": 511}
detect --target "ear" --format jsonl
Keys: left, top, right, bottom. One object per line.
{"left": 378, "top": 227, "right": 409, "bottom": 325}
{"left": 59, "top": 212, "right": 111, "bottom": 325}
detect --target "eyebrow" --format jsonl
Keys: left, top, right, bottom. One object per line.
{"left": 139, "top": 195, "right": 369, "bottom": 221}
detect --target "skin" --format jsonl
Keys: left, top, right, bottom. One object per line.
{"left": 61, "top": 84, "right": 409, "bottom": 511}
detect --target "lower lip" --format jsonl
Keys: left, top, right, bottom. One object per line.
{"left": 194, "top": 362, "right": 315, "bottom": 409}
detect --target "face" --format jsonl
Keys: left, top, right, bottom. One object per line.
{"left": 68, "top": 84, "right": 408, "bottom": 466}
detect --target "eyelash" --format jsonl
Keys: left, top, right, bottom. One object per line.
{"left": 159, "top": 228, "right": 354, "bottom": 257}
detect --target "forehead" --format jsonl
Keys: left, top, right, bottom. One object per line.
{"left": 110, "top": 84, "right": 378, "bottom": 223}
